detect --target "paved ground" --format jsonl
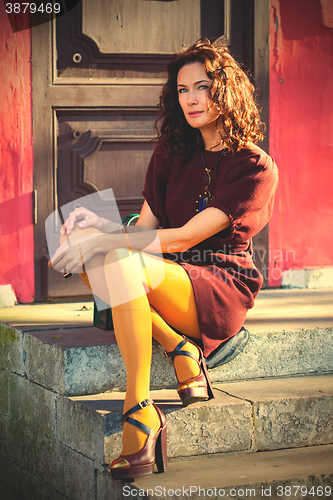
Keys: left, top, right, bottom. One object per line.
{"left": 245, "top": 287, "right": 333, "bottom": 332}
{"left": 0, "top": 288, "right": 332, "bottom": 333}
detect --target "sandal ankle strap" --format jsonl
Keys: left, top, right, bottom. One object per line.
{"left": 123, "top": 398, "right": 154, "bottom": 421}
{"left": 125, "top": 416, "right": 154, "bottom": 436}
{"left": 122, "top": 398, "right": 155, "bottom": 437}
{"left": 164, "top": 337, "right": 198, "bottom": 362}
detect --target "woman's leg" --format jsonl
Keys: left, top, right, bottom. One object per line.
{"left": 103, "top": 249, "right": 202, "bottom": 457}
{"left": 150, "top": 306, "right": 201, "bottom": 382}
{"left": 60, "top": 227, "right": 201, "bottom": 377}
{"left": 59, "top": 224, "right": 111, "bottom": 305}
{"left": 58, "top": 230, "right": 203, "bottom": 456}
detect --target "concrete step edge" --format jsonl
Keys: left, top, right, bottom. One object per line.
{"left": 56, "top": 374, "right": 333, "bottom": 463}
{"left": 129, "top": 444, "right": 333, "bottom": 500}
{"left": 2, "top": 323, "right": 332, "bottom": 396}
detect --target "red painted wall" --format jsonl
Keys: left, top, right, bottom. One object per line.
{"left": 0, "top": 3, "right": 34, "bottom": 302}
{"left": 269, "top": 0, "right": 333, "bottom": 286}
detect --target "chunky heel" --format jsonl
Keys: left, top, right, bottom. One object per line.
{"left": 200, "top": 356, "right": 214, "bottom": 399}
{"left": 155, "top": 423, "right": 167, "bottom": 473}
{"left": 110, "top": 400, "right": 167, "bottom": 480}
{"left": 164, "top": 336, "right": 215, "bottom": 407}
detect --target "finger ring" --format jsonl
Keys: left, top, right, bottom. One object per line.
{"left": 63, "top": 268, "right": 73, "bottom": 279}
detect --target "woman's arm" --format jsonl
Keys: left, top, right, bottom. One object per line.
{"left": 61, "top": 201, "right": 159, "bottom": 236}
{"left": 50, "top": 204, "right": 230, "bottom": 273}
{"left": 60, "top": 207, "right": 122, "bottom": 235}
{"left": 96, "top": 205, "right": 230, "bottom": 255}
{"left": 135, "top": 200, "right": 160, "bottom": 230}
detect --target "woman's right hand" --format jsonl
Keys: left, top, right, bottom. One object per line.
{"left": 60, "top": 207, "right": 105, "bottom": 235}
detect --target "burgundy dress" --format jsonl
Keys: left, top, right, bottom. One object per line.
{"left": 142, "top": 138, "right": 279, "bottom": 357}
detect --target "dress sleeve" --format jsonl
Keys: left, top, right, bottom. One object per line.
{"left": 142, "top": 138, "right": 173, "bottom": 228}
{"left": 209, "top": 148, "right": 279, "bottom": 244}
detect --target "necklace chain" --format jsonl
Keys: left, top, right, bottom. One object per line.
{"left": 201, "top": 149, "right": 226, "bottom": 174}
{"left": 196, "top": 149, "right": 226, "bottom": 213}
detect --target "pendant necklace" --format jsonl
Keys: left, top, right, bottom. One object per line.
{"left": 196, "top": 149, "right": 226, "bottom": 212}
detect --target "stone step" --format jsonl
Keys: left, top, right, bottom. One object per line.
{"left": 132, "top": 445, "right": 333, "bottom": 500}
{"left": 1, "top": 368, "right": 333, "bottom": 500}
{"left": 58, "top": 375, "right": 333, "bottom": 465}
{"left": 2, "top": 321, "right": 333, "bottom": 396}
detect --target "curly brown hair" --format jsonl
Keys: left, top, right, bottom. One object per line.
{"left": 156, "top": 38, "right": 265, "bottom": 160}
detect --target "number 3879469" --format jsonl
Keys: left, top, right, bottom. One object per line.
{"left": 5, "top": 3, "right": 61, "bottom": 14}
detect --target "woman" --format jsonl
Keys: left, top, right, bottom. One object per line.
{"left": 49, "top": 39, "right": 278, "bottom": 480}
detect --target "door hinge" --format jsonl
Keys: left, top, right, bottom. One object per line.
{"left": 33, "top": 190, "right": 37, "bottom": 225}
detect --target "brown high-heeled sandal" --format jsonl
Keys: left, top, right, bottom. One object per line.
{"left": 110, "top": 398, "right": 167, "bottom": 480}
{"left": 164, "top": 336, "right": 215, "bottom": 407}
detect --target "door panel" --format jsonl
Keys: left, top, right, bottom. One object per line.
{"left": 81, "top": 0, "right": 201, "bottom": 55}
{"left": 57, "top": 109, "right": 157, "bottom": 217}
{"left": 56, "top": 0, "right": 202, "bottom": 81}
{"left": 33, "top": 0, "right": 269, "bottom": 300}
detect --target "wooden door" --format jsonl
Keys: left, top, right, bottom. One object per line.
{"left": 32, "top": 0, "right": 269, "bottom": 301}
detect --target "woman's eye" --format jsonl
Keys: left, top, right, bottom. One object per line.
{"left": 178, "top": 88, "right": 187, "bottom": 94}
{"left": 198, "top": 84, "right": 209, "bottom": 90}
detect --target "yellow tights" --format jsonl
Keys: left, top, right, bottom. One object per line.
{"left": 60, "top": 226, "right": 202, "bottom": 456}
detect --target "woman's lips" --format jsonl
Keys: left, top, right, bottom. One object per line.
{"left": 188, "top": 111, "right": 203, "bottom": 117}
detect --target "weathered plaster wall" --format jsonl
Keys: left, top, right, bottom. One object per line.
{"left": 269, "top": 0, "right": 333, "bottom": 286}
{"left": 0, "top": 4, "right": 34, "bottom": 302}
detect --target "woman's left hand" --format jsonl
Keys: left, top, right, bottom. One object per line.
{"left": 48, "top": 233, "right": 101, "bottom": 274}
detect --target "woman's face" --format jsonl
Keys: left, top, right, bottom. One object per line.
{"left": 177, "top": 62, "right": 220, "bottom": 133}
